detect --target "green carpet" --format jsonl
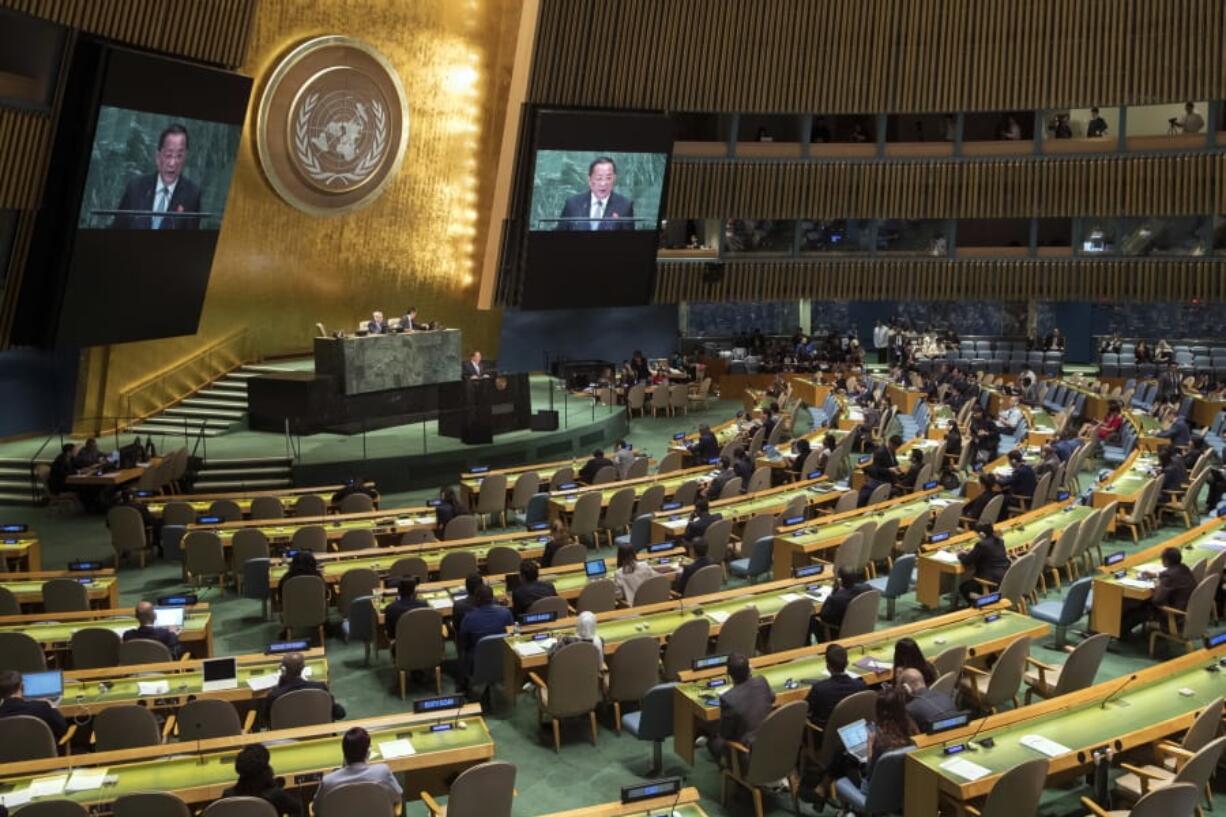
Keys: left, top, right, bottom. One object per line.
{"left": 17, "top": 406, "right": 1226, "bottom": 816}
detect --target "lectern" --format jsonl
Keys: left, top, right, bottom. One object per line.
{"left": 438, "top": 374, "right": 532, "bottom": 444}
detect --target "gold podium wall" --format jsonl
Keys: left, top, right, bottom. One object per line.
{"left": 69, "top": 0, "right": 522, "bottom": 428}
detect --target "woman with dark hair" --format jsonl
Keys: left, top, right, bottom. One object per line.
{"left": 891, "top": 637, "right": 937, "bottom": 686}
{"left": 435, "top": 486, "right": 469, "bottom": 532}
{"left": 277, "top": 550, "right": 321, "bottom": 596}
{"left": 1079, "top": 399, "right": 1123, "bottom": 443}
{"left": 223, "top": 743, "right": 302, "bottom": 816}
{"left": 613, "top": 543, "right": 659, "bottom": 605}
{"left": 540, "top": 518, "right": 573, "bottom": 567}
{"left": 956, "top": 523, "right": 1010, "bottom": 606}
{"left": 861, "top": 688, "right": 918, "bottom": 786}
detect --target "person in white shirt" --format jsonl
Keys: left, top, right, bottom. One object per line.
{"left": 996, "top": 396, "right": 1024, "bottom": 434}
{"left": 872, "top": 321, "right": 889, "bottom": 365}
{"left": 1177, "top": 102, "right": 1204, "bottom": 134}
{"left": 314, "top": 727, "right": 403, "bottom": 809}
{"left": 613, "top": 544, "right": 666, "bottom": 604}
{"left": 611, "top": 439, "right": 635, "bottom": 480}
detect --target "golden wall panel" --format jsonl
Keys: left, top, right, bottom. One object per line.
{"left": 79, "top": 0, "right": 523, "bottom": 422}
{"left": 528, "top": 0, "right": 1226, "bottom": 112}
{"left": 665, "top": 154, "right": 1219, "bottom": 219}
{"left": 656, "top": 259, "right": 1226, "bottom": 304}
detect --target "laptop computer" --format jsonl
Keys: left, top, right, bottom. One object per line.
{"left": 201, "top": 657, "right": 238, "bottom": 691}
{"left": 837, "top": 718, "right": 871, "bottom": 764}
{"left": 22, "top": 670, "right": 63, "bottom": 705}
{"left": 153, "top": 606, "right": 185, "bottom": 628}
{"left": 584, "top": 559, "right": 608, "bottom": 579}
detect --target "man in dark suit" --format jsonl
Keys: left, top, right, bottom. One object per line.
{"left": 1122, "top": 547, "right": 1198, "bottom": 636}
{"left": 899, "top": 668, "right": 958, "bottom": 732}
{"left": 684, "top": 498, "right": 722, "bottom": 542}
{"left": 819, "top": 568, "right": 872, "bottom": 632}
{"left": 555, "top": 156, "right": 635, "bottom": 231}
{"left": 956, "top": 523, "right": 1011, "bottom": 606}
{"left": 461, "top": 350, "right": 486, "bottom": 379}
{"left": 1157, "top": 447, "right": 1188, "bottom": 499}
{"left": 112, "top": 124, "right": 202, "bottom": 230}
{"left": 399, "top": 307, "right": 428, "bottom": 331}
{"left": 0, "top": 670, "right": 67, "bottom": 740}
{"left": 365, "top": 311, "right": 389, "bottom": 334}
{"left": 689, "top": 424, "right": 720, "bottom": 462}
{"left": 510, "top": 560, "right": 558, "bottom": 616}
{"left": 578, "top": 449, "right": 615, "bottom": 484}
{"left": 263, "top": 652, "right": 345, "bottom": 725}
{"left": 1000, "top": 449, "right": 1038, "bottom": 511}
{"left": 676, "top": 539, "right": 714, "bottom": 595}
{"left": 383, "top": 577, "right": 427, "bottom": 640}
{"left": 732, "top": 447, "right": 754, "bottom": 490}
{"left": 858, "top": 435, "right": 902, "bottom": 507}
{"left": 122, "top": 600, "right": 183, "bottom": 659}
{"left": 805, "top": 644, "right": 866, "bottom": 729}
{"left": 708, "top": 653, "right": 775, "bottom": 763}
{"left": 48, "top": 443, "right": 77, "bottom": 496}
{"left": 706, "top": 457, "right": 736, "bottom": 499}
{"left": 450, "top": 573, "right": 485, "bottom": 640}
{"left": 1156, "top": 410, "right": 1192, "bottom": 449}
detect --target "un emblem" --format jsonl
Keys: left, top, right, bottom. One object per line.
{"left": 257, "top": 36, "right": 408, "bottom": 215}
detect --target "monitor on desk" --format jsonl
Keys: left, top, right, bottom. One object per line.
{"left": 201, "top": 656, "right": 237, "bottom": 691}
{"left": 154, "top": 606, "right": 185, "bottom": 628}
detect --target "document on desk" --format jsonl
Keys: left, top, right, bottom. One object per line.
{"left": 931, "top": 550, "right": 960, "bottom": 563}
{"left": 0, "top": 789, "right": 31, "bottom": 809}
{"left": 428, "top": 598, "right": 451, "bottom": 609}
{"left": 780, "top": 593, "right": 804, "bottom": 603}
{"left": 707, "top": 610, "right": 731, "bottom": 624}
{"left": 247, "top": 673, "right": 279, "bottom": 692}
{"left": 376, "top": 738, "right": 416, "bottom": 759}
{"left": 66, "top": 768, "right": 109, "bottom": 792}
{"left": 28, "top": 775, "right": 68, "bottom": 797}
{"left": 1020, "top": 734, "right": 1072, "bottom": 757}
{"left": 939, "top": 756, "right": 991, "bottom": 781}
{"left": 1117, "top": 578, "right": 1155, "bottom": 590}
{"left": 513, "top": 641, "right": 547, "bottom": 657}
{"left": 136, "top": 680, "right": 171, "bottom": 696}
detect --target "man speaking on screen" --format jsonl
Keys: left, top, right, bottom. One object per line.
{"left": 113, "top": 124, "right": 203, "bottom": 230}
{"left": 556, "top": 156, "right": 635, "bottom": 231}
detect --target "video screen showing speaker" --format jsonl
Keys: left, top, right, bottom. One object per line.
{"left": 22, "top": 42, "right": 251, "bottom": 348}
{"left": 520, "top": 110, "right": 673, "bottom": 310}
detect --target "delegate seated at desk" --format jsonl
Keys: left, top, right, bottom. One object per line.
{"left": 365, "top": 311, "right": 389, "bottom": 335}
{"left": 0, "top": 669, "right": 68, "bottom": 741}
{"left": 264, "top": 652, "right": 345, "bottom": 723}
{"left": 124, "top": 600, "right": 184, "bottom": 659}
{"left": 313, "top": 726, "right": 403, "bottom": 809}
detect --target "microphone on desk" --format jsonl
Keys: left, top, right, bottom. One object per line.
{"left": 1100, "top": 673, "right": 1138, "bottom": 709}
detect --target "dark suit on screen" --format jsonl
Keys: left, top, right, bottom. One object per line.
{"left": 112, "top": 173, "right": 203, "bottom": 230}
{"left": 461, "top": 360, "right": 486, "bottom": 379}
{"left": 556, "top": 191, "right": 636, "bottom": 231}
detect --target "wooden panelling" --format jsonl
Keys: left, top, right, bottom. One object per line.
{"left": 665, "top": 154, "right": 1218, "bottom": 219}
{"left": 655, "top": 259, "right": 1226, "bottom": 305}
{"left": 0, "top": 109, "right": 52, "bottom": 210}
{"left": 528, "top": 0, "right": 1226, "bottom": 113}
{"left": 1, "top": 0, "right": 255, "bottom": 68}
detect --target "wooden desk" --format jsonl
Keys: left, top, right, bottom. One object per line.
{"left": 1089, "top": 517, "right": 1226, "bottom": 638}
{"left": 671, "top": 605, "right": 1044, "bottom": 764}
{"left": 770, "top": 488, "right": 943, "bottom": 579}
{"left": 850, "top": 437, "right": 942, "bottom": 490}
{"left": 964, "top": 446, "right": 1043, "bottom": 501}
{"left": 0, "top": 706, "right": 492, "bottom": 810}
{"left": 886, "top": 383, "right": 926, "bottom": 414}
{"left": 648, "top": 476, "right": 840, "bottom": 543}
{"left": 788, "top": 376, "right": 831, "bottom": 407}
{"left": 1189, "top": 395, "right": 1226, "bottom": 428}
{"left": 500, "top": 576, "right": 832, "bottom": 697}
{"left": 0, "top": 604, "right": 213, "bottom": 658}
{"left": 547, "top": 465, "right": 714, "bottom": 520}
{"left": 66, "top": 458, "right": 162, "bottom": 487}
{"left": 670, "top": 418, "right": 744, "bottom": 458}
{"left": 1090, "top": 449, "right": 1155, "bottom": 511}
{"left": 904, "top": 646, "right": 1226, "bottom": 817}
{"left": 0, "top": 569, "right": 119, "bottom": 609}
{"left": 915, "top": 500, "right": 1092, "bottom": 609}
{"left": 185, "top": 504, "right": 436, "bottom": 549}
{"left": 754, "top": 428, "right": 847, "bottom": 470}
{"left": 0, "top": 536, "right": 43, "bottom": 571}
{"left": 539, "top": 788, "right": 705, "bottom": 817}
{"left": 142, "top": 484, "right": 376, "bottom": 519}
{"left": 1023, "top": 406, "right": 1059, "bottom": 445}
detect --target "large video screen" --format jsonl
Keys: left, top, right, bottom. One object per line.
{"left": 20, "top": 43, "right": 251, "bottom": 348}
{"left": 519, "top": 110, "right": 673, "bottom": 310}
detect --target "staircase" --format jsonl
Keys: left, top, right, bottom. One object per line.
{"left": 192, "top": 456, "right": 294, "bottom": 492}
{"left": 127, "top": 363, "right": 291, "bottom": 439}
{"left": 0, "top": 459, "right": 38, "bottom": 506}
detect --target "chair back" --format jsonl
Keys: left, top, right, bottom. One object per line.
{"left": 1124, "top": 784, "right": 1202, "bottom": 817}
{"left": 108, "top": 505, "right": 147, "bottom": 561}
{"left": 703, "top": 518, "right": 734, "bottom": 562}
{"left": 933, "top": 644, "right": 967, "bottom": 677}
{"left": 231, "top": 529, "right": 271, "bottom": 576}
{"left": 833, "top": 490, "right": 859, "bottom": 514}
{"left": 746, "top": 466, "right": 772, "bottom": 494}
{"left": 997, "top": 553, "right": 1032, "bottom": 609}
{"left": 527, "top": 596, "right": 570, "bottom": 617}
{"left": 603, "top": 487, "right": 637, "bottom": 531}
{"left": 552, "top": 543, "right": 588, "bottom": 566}
{"left": 979, "top": 494, "right": 1004, "bottom": 525}
{"left": 930, "top": 671, "right": 959, "bottom": 698}
{"left": 633, "top": 683, "right": 678, "bottom": 741}
{"left": 338, "top": 493, "right": 374, "bottom": 514}
{"left": 439, "top": 550, "right": 479, "bottom": 580}
{"left": 509, "top": 471, "right": 540, "bottom": 512}
{"left": 208, "top": 499, "right": 243, "bottom": 521}
{"left": 388, "top": 556, "right": 428, "bottom": 581}
{"left": 634, "top": 574, "right": 673, "bottom": 606}
{"left": 657, "top": 451, "right": 683, "bottom": 474}
{"left": 576, "top": 579, "right": 617, "bottom": 613}
{"left": 184, "top": 530, "right": 227, "bottom": 578}
{"left": 636, "top": 485, "right": 666, "bottom": 517}
{"left": 1179, "top": 697, "right": 1225, "bottom": 753}
{"left": 176, "top": 698, "right": 244, "bottom": 740}
{"left": 977, "top": 757, "right": 1049, "bottom": 816}
{"left": 42, "top": 577, "right": 90, "bottom": 612}
{"left": 281, "top": 574, "right": 328, "bottom": 630}
{"left": 839, "top": 589, "right": 881, "bottom": 638}
{"left": 436, "top": 761, "right": 517, "bottom": 817}
{"left": 833, "top": 532, "right": 864, "bottom": 572}
{"left": 316, "top": 781, "right": 397, "bottom": 816}
{"left": 270, "top": 687, "right": 334, "bottom": 729}
{"left": 7, "top": 801, "right": 89, "bottom": 817}
{"left": 484, "top": 545, "right": 522, "bottom": 575}
{"left": 739, "top": 514, "right": 777, "bottom": 552}
{"left": 868, "top": 516, "right": 902, "bottom": 566}
{"left": 94, "top": 703, "right": 161, "bottom": 751}
{"left": 782, "top": 493, "right": 808, "bottom": 520}
{"left": 0, "top": 714, "right": 57, "bottom": 761}
{"left": 591, "top": 465, "right": 618, "bottom": 485}
{"left": 70, "top": 626, "right": 121, "bottom": 669}
{"left": 867, "top": 482, "right": 891, "bottom": 506}
{"left": 714, "top": 605, "right": 759, "bottom": 656}
{"left": 883, "top": 553, "right": 916, "bottom": 598}
{"left": 768, "top": 597, "right": 813, "bottom": 653}
{"left": 983, "top": 635, "right": 1031, "bottom": 710}
{"left": 543, "top": 641, "right": 602, "bottom": 717}
{"left": 673, "top": 480, "right": 701, "bottom": 507}
{"left": 861, "top": 746, "right": 916, "bottom": 813}
{"left": 293, "top": 494, "right": 327, "bottom": 517}
{"left": 662, "top": 617, "right": 710, "bottom": 680}
{"left": 161, "top": 501, "right": 196, "bottom": 527}
{"left": 395, "top": 608, "right": 446, "bottom": 671}
{"left": 290, "top": 525, "right": 327, "bottom": 552}
{"left": 1179, "top": 575, "right": 1218, "bottom": 640}
{"left": 475, "top": 473, "right": 508, "bottom": 516}
{"left": 569, "top": 493, "right": 602, "bottom": 539}
{"left": 549, "top": 467, "right": 575, "bottom": 490}
{"left": 443, "top": 515, "right": 478, "bottom": 541}
{"left": 338, "top": 528, "right": 375, "bottom": 552}
{"left": 606, "top": 635, "right": 661, "bottom": 703}
{"left": 818, "top": 689, "right": 879, "bottom": 768}
{"left": 113, "top": 792, "right": 191, "bottom": 817}
{"left": 742, "top": 700, "right": 808, "bottom": 785}
{"left": 337, "top": 567, "right": 379, "bottom": 620}
{"left": 683, "top": 563, "right": 724, "bottom": 597}
{"left": 119, "top": 637, "right": 172, "bottom": 665}
{"left": 718, "top": 477, "right": 743, "bottom": 499}
{"left": 744, "top": 534, "right": 775, "bottom": 578}
{"left": 247, "top": 496, "right": 284, "bottom": 520}
{"left": 470, "top": 634, "right": 506, "bottom": 686}
{"left": 930, "top": 501, "right": 966, "bottom": 537}
{"left": 200, "top": 797, "right": 279, "bottom": 817}
{"left": 1052, "top": 632, "right": 1110, "bottom": 696}
{"left": 897, "top": 517, "right": 926, "bottom": 556}
{"left": 400, "top": 528, "right": 437, "bottom": 546}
